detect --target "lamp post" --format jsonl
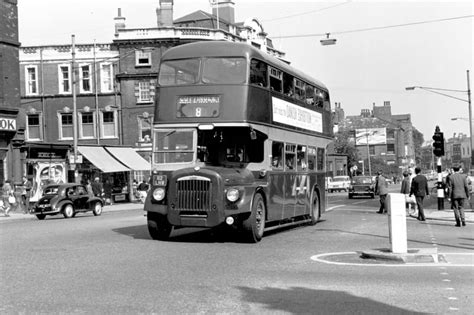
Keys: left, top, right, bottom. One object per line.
{"left": 405, "top": 70, "right": 472, "bottom": 169}
{"left": 358, "top": 160, "right": 365, "bottom": 175}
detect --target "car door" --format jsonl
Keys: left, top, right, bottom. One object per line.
{"left": 75, "top": 185, "right": 89, "bottom": 210}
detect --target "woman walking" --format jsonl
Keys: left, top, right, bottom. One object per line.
{"left": 2, "top": 180, "right": 14, "bottom": 217}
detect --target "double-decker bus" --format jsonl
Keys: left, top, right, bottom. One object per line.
{"left": 144, "top": 41, "right": 333, "bottom": 242}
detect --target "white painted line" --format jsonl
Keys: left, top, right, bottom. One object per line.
{"left": 442, "top": 279, "right": 452, "bottom": 282}
{"left": 353, "top": 201, "right": 368, "bottom": 204}
{"left": 448, "top": 307, "right": 459, "bottom": 311}
{"left": 326, "top": 205, "right": 345, "bottom": 212}
{"left": 445, "top": 288, "right": 455, "bottom": 290}
{"left": 448, "top": 297, "right": 458, "bottom": 300}
{"left": 310, "top": 252, "right": 474, "bottom": 267}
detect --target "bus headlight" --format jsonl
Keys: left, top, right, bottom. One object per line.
{"left": 153, "top": 187, "right": 166, "bottom": 201}
{"left": 226, "top": 188, "right": 240, "bottom": 202}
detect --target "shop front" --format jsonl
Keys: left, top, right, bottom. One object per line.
{"left": 76, "top": 146, "right": 150, "bottom": 203}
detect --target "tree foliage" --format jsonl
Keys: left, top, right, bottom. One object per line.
{"left": 333, "top": 129, "right": 359, "bottom": 168}
{"left": 412, "top": 128, "right": 424, "bottom": 165}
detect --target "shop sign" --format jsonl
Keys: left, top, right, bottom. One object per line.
{"left": 68, "top": 154, "right": 83, "bottom": 164}
{"left": 0, "top": 117, "right": 16, "bottom": 131}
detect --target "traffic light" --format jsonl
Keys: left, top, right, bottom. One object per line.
{"left": 432, "top": 126, "right": 444, "bottom": 157}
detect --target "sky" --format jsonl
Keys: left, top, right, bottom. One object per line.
{"left": 17, "top": 0, "right": 474, "bottom": 143}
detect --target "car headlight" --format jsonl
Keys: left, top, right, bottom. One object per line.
{"left": 152, "top": 187, "right": 166, "bottom": 201}
{"left": 226, "top": 188, "right": 240, "bottom": 202}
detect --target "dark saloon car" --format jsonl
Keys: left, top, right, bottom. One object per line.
{"left": 33, "top": 183, "right": 103, "bottom": 220}
{"left": 348, "top": 176, "right": 375, "bottom": 199}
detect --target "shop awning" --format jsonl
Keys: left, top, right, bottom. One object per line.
{"left": 105, "top": 147, "right": 151, "bottom": 171}
{"left": 78, "top": 146, "right": 130, "bottom": 173}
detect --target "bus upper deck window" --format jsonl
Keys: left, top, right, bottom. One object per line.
{"left": 158, "top": 58, "right": 199, "bottom": 86}
{"left": 202, "top": 58, "right": 246, "bottom": 84}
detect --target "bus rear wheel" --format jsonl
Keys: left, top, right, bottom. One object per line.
{"left": 147, "top": 212, "right": 172, "bottom": 241}
{"left": 310, "top": 192, "right": 320, "bottom": 225}
{"left": 242, "top": 193, "right": 266, "bottom": 243}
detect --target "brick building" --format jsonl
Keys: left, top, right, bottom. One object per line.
{"left": 334, "top": 101, "right": 418, "bottom": 175}
{"left": 0, "top": 0, "right": 23, "bottom": 184}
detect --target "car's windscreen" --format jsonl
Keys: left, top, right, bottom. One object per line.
{"left": 43, "top": 186, "right": 59, "bottom": 195}
{"left": 333, "top": 178, "right": 347, "bottom": 182}
{"left": 352, "top": 177, "right": 372, "bottom": 184}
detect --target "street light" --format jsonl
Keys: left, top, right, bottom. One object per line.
{"left": 405, "top": 70, "right": 472, "bottom": 168}
{"left": 451, "top": 117, "right": 473, "bottom": 122}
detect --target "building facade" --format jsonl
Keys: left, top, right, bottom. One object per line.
{"left": 0, "top": 0, "right": 23, "bottom": 184}
{"left": 335, "top": 101, "right": 417, "bottom": 175}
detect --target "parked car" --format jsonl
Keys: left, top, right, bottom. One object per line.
{"left": 348, "top": 176, "right": 375, "bottom": 199}
{"left": 327, "top": 175, "right": 351, "bottom": 193}
{"left": 33, "top": 183, "right": 103, "bottom": 220}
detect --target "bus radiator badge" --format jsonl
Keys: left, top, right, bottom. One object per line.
{"left": 194, "top": 166, "right": 201, "bottom": 172}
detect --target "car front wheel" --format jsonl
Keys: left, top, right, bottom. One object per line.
{"left": 63, "top": 204, "right": 74, "bottom": 218}
{"left": 242, "top": 193, "right": 266, "bottom": 243}
{"left": 93, "top": 202, "right": 102, "bottom": 216}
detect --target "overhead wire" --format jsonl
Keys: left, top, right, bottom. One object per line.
{"left": 261, "top": 1, "right": 352, "bottom": 22}
{"left": 276, "top": 14, "right": 474, "bottom": 39}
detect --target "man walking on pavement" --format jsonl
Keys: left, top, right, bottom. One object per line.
{"left": 375, "top": 170, "right": 388, "bottom": 214}
{"left": 446, "top": 165, "right": 470, "bottom": 227}
{"left": 410, "top": 166, "right": 430, "bottom": 221}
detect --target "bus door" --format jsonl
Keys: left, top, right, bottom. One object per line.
{"left": 283, "top": 144, "right": 297, "bottom": 219}
{"left": 268, "top": 141, "right": 284, "bottom": 221}
{"left": 294, "top": 145, "right": 309, "bottom": 216}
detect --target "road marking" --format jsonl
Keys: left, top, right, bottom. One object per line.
{"left": 326, "top": 205, "right": 345, "bottom": 212}
{"left": 353, "top": 200, "right": 368, "bottom": 204}
{"left": 311, "top": 252, "right": 474, "bottom": 267}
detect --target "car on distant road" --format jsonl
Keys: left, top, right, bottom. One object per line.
{"left": 32, "top": 183, "right": 103, "bottom": 220}
{"left": 348, "top": 176, "right": 375, "bottom": 199}
{"left": 327, "top": 175, "right": 351, "bottom": 193}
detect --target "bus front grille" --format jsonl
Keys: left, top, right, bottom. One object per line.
{"left": 176, "top": 179, "right": 212, "bottom": 212}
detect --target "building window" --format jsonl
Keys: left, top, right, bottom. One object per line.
{"left": 59, "top": 112, "right": 73, "bottom": 140}
{"left": 101, "top": 111, "right": 117, "bottom": 138}
{"left": 387, "top": 129, "right": 395, "bottom": 139}
{"left": 26, "top": 114, "right": 42, "bottom": 140}
{"left": 100, "top": 63, "right": 113, "bottom": 92}
{"left": 58, "top": 64, "right": 71, "bottom": 93}
{"left": 79, "top": 112, "right": 95, "bottom": 139}
{"left": 369, "top": 145, "right": 375, "bottom": 155}
{"left": 138, "top": 81, "right": 152, "bottom": 103}
{"left": 80, "top": 64, "right": 91, "bottom": 93}
{"left": 138, "top": 116, "right": 153, "bottom": 142}
{"left": 387, "top": 143, "right": 395, "bottom": 154}
{"left": 135, "top": 50, "right": 151, "bottom": 67}
{"left": 25, "top": 66, "right": 38, "bottom": 95}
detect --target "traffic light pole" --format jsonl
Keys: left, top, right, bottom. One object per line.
{"left": 436, "top": 157, "right": 444, "bottom": 210}
{"left": 432, "top": 126, "right": 445, "bottom": 210}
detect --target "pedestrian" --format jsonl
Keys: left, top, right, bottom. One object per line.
{"left": 446, "top": 165, "right": 470, "bottom": 227}
{"left": 409, "top": 166, "right": 430, "bottom": 221}
{"left": 21, "top": 176, "right": 32, "bottom": 214}
{"left": 91, "top": 177, "right": 104, "bottom": 198}
{"left": 86, "top": 179, "right": 94, "bottom": 197}
{"left": 2, "top": 180, "right": 14, "bottom": 217}
{"left": 375, "top": 170, "right": 388, "bottom": 214}
{"left": 137, "top": 178, "right": 149, "bottom": 203}
{"left": 103, "top": 179, "right": 113, "bottom": 205}
{"left": 400, "top": 171, "right": 416, "bottom": 215}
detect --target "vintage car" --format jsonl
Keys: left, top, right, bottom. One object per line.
{"left": 33, "top": 183, "right": 103, "bottom": 220}
{"left": 348, "top": 176, "right": 375, "bottom": 199}
{"left": 327, "top": 175, "right": 351, "bottom": 193}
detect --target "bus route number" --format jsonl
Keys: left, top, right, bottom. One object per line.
{"left": 177, "top": 96, "right": 220, "bottom": 118}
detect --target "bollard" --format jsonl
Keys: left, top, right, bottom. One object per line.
{"left": 387, "top": 193, "right": 407, "bottom": 254}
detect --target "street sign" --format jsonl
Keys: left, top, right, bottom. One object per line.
{"left": 68, "top": 154, "right": 83, "bottom": 164}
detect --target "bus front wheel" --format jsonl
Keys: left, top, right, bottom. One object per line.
{"left": 147, "top": 212, "right": 172, "bottom": 241}
{"left": 242, "top": 193, "right": 266, "bottom": 243}
{"left": 310, "top": 192, "right": 320, "bottom": 225}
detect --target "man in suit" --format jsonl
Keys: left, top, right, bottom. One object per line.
{"left": 375, "top": 170, "right": 388, "bottom": 214}
{"left": 447, "top": 165, "right": 470, "bottom": 227}
{"left": 409, "top": 167, "right": 430, "bottom": 221}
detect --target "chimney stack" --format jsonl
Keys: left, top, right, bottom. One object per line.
{"left": 156, "top": 0, "right": 174, "bottom": 27}
{"left": 212, "top": 1, "right": 235, "bottom": 24}
{"left": 114, "top": 8, "right": 126, "bottom": 37}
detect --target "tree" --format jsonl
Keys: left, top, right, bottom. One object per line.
{"left": 333, "top": 129, "right": 359, "bottom": 170}
{"left": 412, "top": 128, "right": 424, "bottom": 165}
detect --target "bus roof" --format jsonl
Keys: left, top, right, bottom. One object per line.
{"left": 161, "top": 41, "right": 328, "bottom": 91}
